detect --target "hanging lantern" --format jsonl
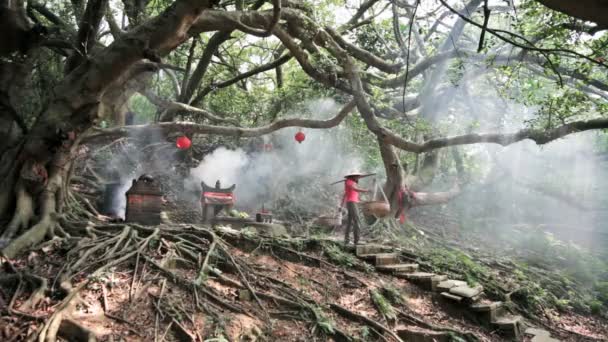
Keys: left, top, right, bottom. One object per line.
{"left": 295, "top": 131, "right": 305, "bottom": 144}
{"left": 176, "top": 136, "right": 191, "bottom": 149}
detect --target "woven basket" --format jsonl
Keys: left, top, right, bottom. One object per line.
{"left": 360, "top": 201, "right": 391, "bottom": 218}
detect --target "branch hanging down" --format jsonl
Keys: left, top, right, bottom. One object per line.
{"left": 84, "top": 100, "right": 356, "bottom": 142}
{"left": 477, "top": 0, "right": 490, "bottom": 52}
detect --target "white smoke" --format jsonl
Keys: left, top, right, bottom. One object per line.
{"left": 188, "top": 147, "right": 249, "bottom": 187}
{"left": 185, "top": 98, "right": 364, "bottom": 215}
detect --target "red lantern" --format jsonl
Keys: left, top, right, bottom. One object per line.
{"left": 176, "top": 136, "right": 191, "bottom": 149}
{"left": 295, "top": 131, "right": 305, "bottom": 144}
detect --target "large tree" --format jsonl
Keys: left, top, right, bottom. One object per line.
{"left": 0, "top": 0, "right": 607, "bottom": 259}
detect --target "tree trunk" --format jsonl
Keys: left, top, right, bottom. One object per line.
{"left": 0, "top": 0, "right": 216, "bottom": 258}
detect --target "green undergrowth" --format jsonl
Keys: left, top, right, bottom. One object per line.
{"left": 370, "top": 289, "right": 397, "bottom": 321}
{"left": 381, "top": 284, "right": 406, "bottom": 305}
{"left": 303, "top": 304, "right": 335, "bottom": 336}
{"left": 400, "top": 227, "right": 608, "bottom": 317}
{"left": 320, "top": 242, "right": 374, "bottom": 272}
{"left": 506, "top": 229, "right": 608, "bottom": 315}
{"left": 423, "top": 248, "right": 486, "bottom": 287}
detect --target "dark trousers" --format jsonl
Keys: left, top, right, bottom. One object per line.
{"left": 344, "top": 202, "right": 360, "bottom": 244}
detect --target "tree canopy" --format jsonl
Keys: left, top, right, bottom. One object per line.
{"left": 1, "top": 1, "right": 608, "bottom": 340}
{"left": 1, "top": 0, "right": 607, "bottom": 260}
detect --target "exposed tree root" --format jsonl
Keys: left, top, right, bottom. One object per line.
{"left": 2, "top": 220, "right": 576, "bottom": 341}
{"left": 0, "top": 182, "right": 34, "bottom": 246}
{"left": 330, "top": 303, "right": 404, "bottom": 342}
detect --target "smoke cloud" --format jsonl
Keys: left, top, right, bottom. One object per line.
{"left": 186, "top": 98, "right": 364, "bottom": 217}
{"left": 410, "top": 59, "right": 608, "bottom": 257}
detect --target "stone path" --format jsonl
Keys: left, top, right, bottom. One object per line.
{"left": 351, "top": 244, "right": 561, "bottom": 341}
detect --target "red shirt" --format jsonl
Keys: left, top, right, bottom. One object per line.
{"left": 344, "top": 178, "right": 359, "bottom": 203}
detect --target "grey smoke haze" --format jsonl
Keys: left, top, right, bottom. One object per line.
{"left": 105, "top": 125, "right": 178, "bottom": 218}
{"left": 187, "top": 98, "right": 364, "bottom": 215}
{"left": 412, "top": 58, "right": 608, "bottom": 253}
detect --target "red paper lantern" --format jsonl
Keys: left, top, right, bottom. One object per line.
{"left": 176, "top": 136, "right": 191, "bottom": 149}
{"left": 295, "top": 131, "right": 305, "bottom": 144}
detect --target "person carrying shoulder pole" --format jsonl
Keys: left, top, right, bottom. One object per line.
{"left": 341, "top": 172, "right": 370, "bottom": 245}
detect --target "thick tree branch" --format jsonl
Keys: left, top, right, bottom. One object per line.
{"left": 377, "top": 49, "right": 608, "bottom": 95}
{"left": 192, "top": 53, "right": 293, "bottom": 104}
{"left": 180, "top": 38, "right": 198, "bottom": 97}
{"left": 105, "top": 4, "right": 125, "bottom": 38}
{"left": 272, "top": 27, "right": 351, "bottom": 93}
{"left": 66, "top": 0, "right": 108, "bottom": 72}
{"left": 179, "top": 31, "right": 232, "bottom": 105}
{"left": 412, "top": 183, "right": 461, "bottom": 206}
{"left": 326, "top": 27, "right": 402, "bottom": 74}
{"left": 386, "top": 118, "right": 608, "bottom": 153}
{"left": 344, "top": 0, "right": 380, "bottom": 29}
{"left": 167, "top": 102, "right": 239, "bottom": 125}
{"left": 24, "top": 0, "right": 216, "bottom": 160}
{"left": 438, "top": 0, "right": 608, "bottom": 68}
{"left": 227, "top": 0, "right": 281, "bottom": 37}
{"left": 30, "top": 3, "right": 70, "bottom": 29}
{"left": 143, "top": 90, "right": 239, "bottom": 126}
{"left": 84, "top": 100, "right": 356, "bottom": 142}
{"left": 375, "top": 49, "right": 465, "bottom": 88}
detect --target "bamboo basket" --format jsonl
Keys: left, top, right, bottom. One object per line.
{"left": 360, "top": 201, "right": 390, "bottom": 218}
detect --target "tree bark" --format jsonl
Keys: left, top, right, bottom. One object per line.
{"left": 1, "top": 0, "right": 216, "bottom": 258}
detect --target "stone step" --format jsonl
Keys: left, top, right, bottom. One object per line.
{"left": 493, "top": 315, "right": 524, "bottom": 340}
{"left": 469, "top": 301, "right": 502, "bottom": 312}
{"left": 532, "top": 335, "right": 560, "bottom": 342}
{"left": 358, "top": 253, "right": 401, "bottom": 266}
{"left": 376, "top": 263, "right": 420, "bottom": 273}
{"left": 470, "top": 301, "right": 504, "bottom": 325}
{"left": 397, "top": 271, "right": 436, "bottom": 279}
{"left": 526, "top": 328, "right": 561, "bottom": 342}
{"left": 397, "top": 327, "right": 451, "bottom": 342}
{"left": 440, "top": 292, "right": 463, "bottom": 303}
{"left": 449, "top": 285, "right": 484, "bottom": 299}
{"left": 405, "top": 274, "right": 448, "bottom": 291}
{"left": 355, "top": 244, "right": 391, "bottom": 256}
{"left": 436, "top": 279, "right": 467, "bottom": 292}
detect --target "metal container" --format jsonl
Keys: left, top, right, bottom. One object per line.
{"left": 125, "top": 175, "right": 163, "bottom": 225}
